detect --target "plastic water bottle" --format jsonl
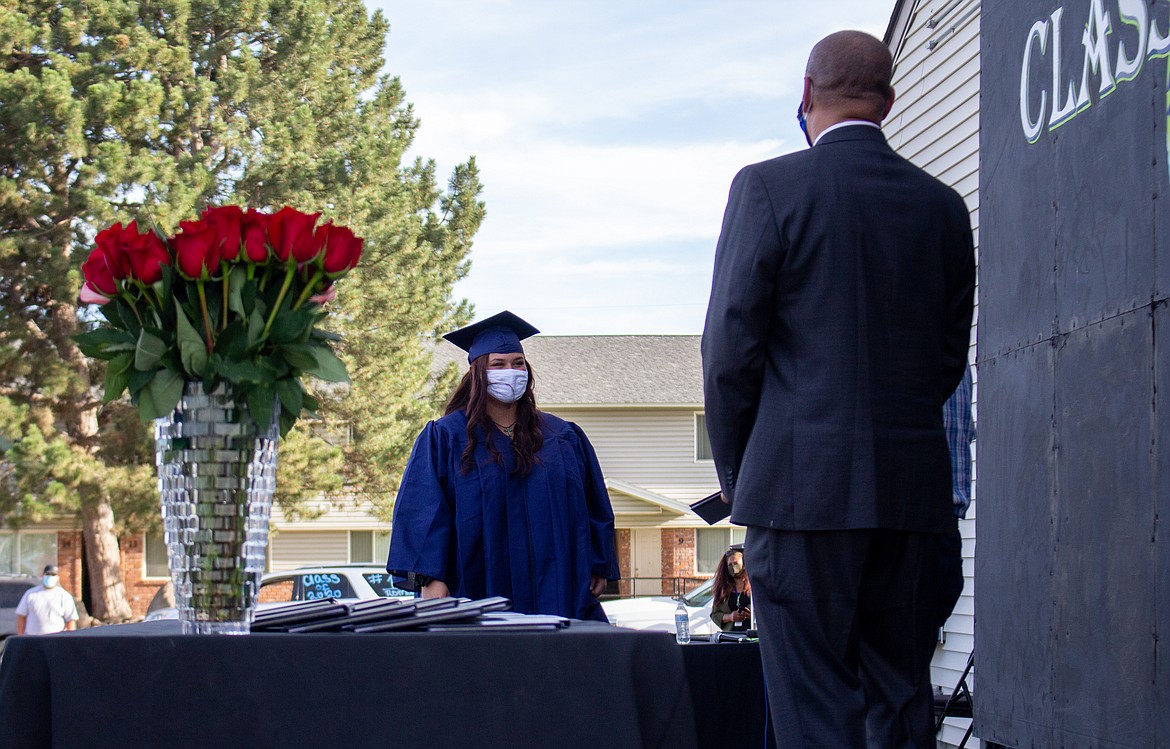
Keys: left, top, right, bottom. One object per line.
{"left": 674, "top": 599, "right": 691, "bottom": 644}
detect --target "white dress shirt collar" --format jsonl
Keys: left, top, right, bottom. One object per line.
{"left": 813, "top": 119, "right": 881, "bottom": 146}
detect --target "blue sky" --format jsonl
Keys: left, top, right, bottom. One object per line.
{"left": 369, "top": 1, "right": 893, "bottom": 334}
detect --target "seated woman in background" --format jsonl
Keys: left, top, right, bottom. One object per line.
{"left": 710, "top": 545, "right": 752, "bottom": 632}
{"left": 386, "top": 311, "right": 620, "bottom": 622}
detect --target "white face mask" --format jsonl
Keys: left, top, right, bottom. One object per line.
{"left": 486, "top": 369, "right": 528, "bottom": 404}
{"left": 42, "top": 575, "right": 59, "bottom": 588}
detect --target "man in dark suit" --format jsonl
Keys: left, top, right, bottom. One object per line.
{"left": 701, "top": 31, "right": 975, "bottom": 749}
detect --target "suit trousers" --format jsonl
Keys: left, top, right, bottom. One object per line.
{"left": 745, "top": 526, "right": 942, "bottom": 749}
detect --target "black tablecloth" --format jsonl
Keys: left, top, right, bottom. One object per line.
{"left": 0, "top": 622, "right": 767, "bottom": 749}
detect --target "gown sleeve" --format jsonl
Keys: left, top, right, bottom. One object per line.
{"left": 386, "top": 421, "right": 457, "bottom": 592}
{"left": 569, "top": 422, "right": 621, "bottom": 581}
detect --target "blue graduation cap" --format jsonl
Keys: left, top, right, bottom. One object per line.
{"left": 443, "top": 310, "right": 540, "bottom": 363}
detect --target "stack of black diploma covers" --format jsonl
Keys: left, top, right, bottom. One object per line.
{"left": 251, "top": 596, "right": 572, "bottom": 633}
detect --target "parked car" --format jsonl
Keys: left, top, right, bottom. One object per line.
{"left": 603, "top": 576, "right": 719, "bottom": 636}
{"left": 143, "top": 564, "right": 412, "bottom": 622}
{"left": 0, "top": 575, "right": 40, "bottom": 638}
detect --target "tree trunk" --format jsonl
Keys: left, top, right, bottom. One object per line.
{"left": 79, "top": 495, "right": 133, "bottom": 623}
{"left": 51, "top": 291, "right": 136, "bottom": 625}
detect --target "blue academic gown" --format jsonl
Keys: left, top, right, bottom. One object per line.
{"left": 386, "top": 410, "right": 620, "bottom": 622}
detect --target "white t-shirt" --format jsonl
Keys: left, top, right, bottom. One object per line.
{"left": 15, "top": 585, "right": 80, "bottom": 635}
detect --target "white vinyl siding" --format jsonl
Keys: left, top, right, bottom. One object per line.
{"left": 269, "top": 531, "right": 349, "bottom": 572}
{"left": 885, "top": 2, "right": 980, "bottom": 747}
{"left": 545, "top": 407, "right": 720, "bottom": 504}
{"left": 270, "top": 500, "right": 387, "bottom": 532}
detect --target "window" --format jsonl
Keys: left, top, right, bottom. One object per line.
{"left": 349, "top": 531, "right": 390, "bottom": 564}
{"left": 144, "top": 533, "right": 169, "bottom": 578}
{"left": 695, "top": 413, "right": 713, "bottom": 461}
{"left": 0, "top": 532, "right": 57, "bottom": 576}
{"left": 695, "top": 527, "right": 746, "bottom": 575}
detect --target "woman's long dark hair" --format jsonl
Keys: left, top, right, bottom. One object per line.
{"left": 711, "top": 549, "right": 750, "bottom": 607}
{"left": 445, "top": 355, "right": 543, "bottom": 476}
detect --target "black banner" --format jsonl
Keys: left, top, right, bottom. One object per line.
{"left": 979, "top": 2, "right": 1170, "bottom": 746}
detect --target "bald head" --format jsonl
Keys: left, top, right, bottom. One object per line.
{"left": 804, "top": 31, "right": 894, "bottom": 124}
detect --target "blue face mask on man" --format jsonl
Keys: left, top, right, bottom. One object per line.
{"left": 797, "top": 102, "right": 811, "bottom": 147}
{"left": 42, "top": 575, "right": 59, "bottom": 588}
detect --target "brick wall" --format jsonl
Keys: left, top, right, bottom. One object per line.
{"left": 54, "top": 530, "right": 168, "bottom": 621}
{"left": 615, "top": 529, "right": 632, "bottom": 596}
{"left": 55, "top": 530, "right": 84, "bottom": 606}
{"left": 659, "top": 528, "right": 705, "bottom": 596}
{"left": 119, "top": 533, "right": 167, "bottom": 618}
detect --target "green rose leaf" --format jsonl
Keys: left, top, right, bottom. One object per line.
{"left": 134, "top": 329, "right": 168, "bottom": 371}
{"left": 137, "top": 368, "right": 184, "bottom": 421}
{"left": 247, "top": 309, "right": 266, "bottom": 348}
{"left": 275, "top": 378, "right": 304, "bottom": 419}
{"left": 74, "top": 328, "right": 136, "bottom": 358}
{"left": 127, "top": 366, "right": 154, "bottom": 397}
{"left": 103, "top": 297, "right": 141, "bottom": 335}
{"left": 213, "top": 357, "right": 266, "bottom": 383}
{"left": 174, "top": 301, "right": 208, "bottom": 377}
{"left": 241, "top": 277, "right": 259, "bottom": 317}
{"left": 246, "top": 383, "right": 276, "bottom": 432}
{"left": 278, "top": 344, "right": 318, "bottom": 371}
{"left": 306, "top": 345, "right": 349, "bottom": 383}
{"left": 216, "top": 320, "right": 248, "bottom": 360}
{"left": 302, "top": 392, "right": 319, "bottom": 414}
{"left": 309, "top": 327, "right": 342, "bottom": 343}
{"left": 268, "top": 307, "right": 316, "bottom": 345}
{"left": 102, "top": 352, "right": 134, "bottom": 402}
{"left": 227, "top": 266, "right": 248, "bottom": 317}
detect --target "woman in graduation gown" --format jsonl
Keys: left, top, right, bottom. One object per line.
{"left": 386, "top": 311, "right": 620, "bottom": 622}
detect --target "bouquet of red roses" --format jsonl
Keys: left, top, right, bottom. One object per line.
{"left": 75, "top": 205, "right": 362, "bottom": 435}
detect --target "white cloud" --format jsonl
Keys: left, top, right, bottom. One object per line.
{"left": 371, "top": 0, "right": 895, "bottom": 333}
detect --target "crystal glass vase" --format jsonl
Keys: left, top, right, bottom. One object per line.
{"left": 154, "top": 382, "right": 279, "bottom": 634}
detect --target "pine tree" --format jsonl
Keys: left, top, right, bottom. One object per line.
{"left": 0, "top": 0, "right": 482, "bottom": 620}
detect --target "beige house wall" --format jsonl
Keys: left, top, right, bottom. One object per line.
{"left": 884, "top": 2, "right": 980, "bottom": 746}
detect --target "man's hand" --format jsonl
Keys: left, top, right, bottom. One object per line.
{"left": 589, "top": 575, "right": 607, "bottom": 598}
{"left": 421, "top": 579, "right": 450, "bottom": 599}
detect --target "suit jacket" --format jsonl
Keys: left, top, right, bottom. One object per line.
{"left": 701, "top": 125, "right": 975, "bottom": 533}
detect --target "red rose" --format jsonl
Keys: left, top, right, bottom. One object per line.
{"left": 242, "top": 209, "right": 271, "bottom": 263}
{"left": 123, "top": 229, "right": 170, "bottom": 284}
{"left": 172, "top": 219, "right": 221, "bottom": 279}
{"left": 81, "top": 246, "right": 119, "bottom": 296}
{"left": 317, "top": 223, "right": 363, "bottom": 276}
{"left": 201, "top": 205, "right": 245, "bottom": 262}
{"left": 268, "top": 207, "right": 322, "bottom": 263}
{"left": 93, "top": 223, "right": 131, "bottom": 280}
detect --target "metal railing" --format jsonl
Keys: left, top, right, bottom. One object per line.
{"left": 600, "top": 576, "right": 708, "bottom": 601}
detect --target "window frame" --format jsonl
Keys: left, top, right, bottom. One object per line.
{"left": 694, "top": 412, "right": 714, "bottom": 463}
{"left": 694, "top": 527, "right": 747, "bottom": 575}
{"left": 143, "top": 532, "right": 170, "bottom": 580}
{"left": 0, "top": 531, "right": 59, "bottom": 577}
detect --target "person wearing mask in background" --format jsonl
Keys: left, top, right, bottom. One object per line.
{"left": 387, "top": 311, "right": 620, "bottom": 621}
{"left": 710, "top": 545, "right": 752, "bottom": 632}
{"left": 15, "top": 565, "right": 79, "bottom": 635}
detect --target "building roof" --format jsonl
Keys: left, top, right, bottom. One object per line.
{"left": 431, "top": 334, "right": 703, "bottom": 405}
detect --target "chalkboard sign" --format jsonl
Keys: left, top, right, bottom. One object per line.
{"left": 294, "top": 573, "right": 354, "bottom": 601}
{"left": 361, "top": 572, "right": 412, "bottom": 598}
